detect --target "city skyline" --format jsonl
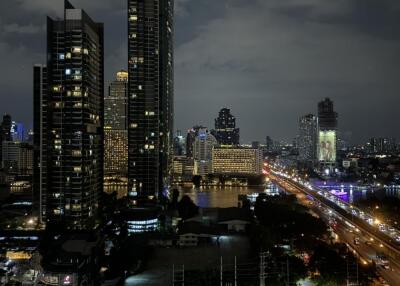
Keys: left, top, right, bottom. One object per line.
{"left": 1, "top": 0, "right": 400, "bottom": 144}
{"left": 2, "top": 2, "right": 400, "bottom": 285}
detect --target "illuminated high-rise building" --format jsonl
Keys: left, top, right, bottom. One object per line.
{"left": 186, "top": 125, "right": 206, "bottom": 158}
{"left": 11, "top": 121, "right": 25, "bottom": 142}
{"left": 104, "top": 71, "right": 128, "bottom": 177}
{"left": 104, "top": 130, "right": 128, "bottom": 176}
{"left": 193, "top": 128, "right": 217, "bottom": 176}
{"left": 214, "top": 108, "right": 240, "bottom": 146}
{"left": 369, "top": 137, "right": 397, "bottom": 154}
{"left": 0, "top": 114, "right": 12, "bottom": 165}
{"left": 33, "top": 64, "right": 47, "bottom": 219}
{"left": 128, "top": 0, "right": 174, "bottom": 197}
{"left": 298, "top": 114, "right": 317, "bottom": 164}
{"left": 34, "top": 0, "right": 104, "bottom": 229}
{"left": 105, "top": 70, "right": 128, "bottom": 130}
{"left": 317, "top": 98, "right": 338, "bottom": 168}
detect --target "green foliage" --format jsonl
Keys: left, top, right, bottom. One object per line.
{"left": 253, "top": 193, "right": 328, "bottom": 253}
{"left": 177, "top": 195, "right": 199, "bottom": 220}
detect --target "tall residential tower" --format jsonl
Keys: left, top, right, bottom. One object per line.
{"left": 128, "top": 0, "right": 174, "bottom": 197}
{"left": 34, "top": 0, "right": 104, "bottom": 229}
{"left": 298, "top": 114, "right": 317, "bottom": 165}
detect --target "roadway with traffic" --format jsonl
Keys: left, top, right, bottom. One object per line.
{"left": 264, "top": 165, "right": 400, "bottom": 286}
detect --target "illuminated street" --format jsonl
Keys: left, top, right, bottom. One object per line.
{"left": 265, "top": 165, "right": 400, "bottom": 285}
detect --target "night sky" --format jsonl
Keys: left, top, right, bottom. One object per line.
{"left": 0, "top": 0, "right": 399, "bottom": 143}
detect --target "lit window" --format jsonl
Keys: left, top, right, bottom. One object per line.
{"left": 129, "top": 15, "right": 138, "bottom": 21}
{"left": 138, "top": 85, "right": 142, "bottom": 90}
{"left": 130, "top": 123, "right": 138, "bottom": 128}
{"left": 65, "top": 53, "right": 71, "bottom": 59}
{"left": 65, "top": 69, "right": 71, "bottom": 75}
{"left": 59, "top": 54, "right": 65, "bottom": 60}
{"left": 52, "top": 85, "right": 62, "bottom": 92}
{"left": 72, "top": 47, "right": 82, "bottom": 53}
{"left": 83, "top": 48, "right": 89, "bottom": 55}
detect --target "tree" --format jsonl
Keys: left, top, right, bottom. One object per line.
{"left": 168, "top": 188, "right": 180, "bottom": 210}
{"left": 177, "top": 195, "right": 199, "bottom": 220}
{"left": 192, "top": 175, "right": 202, "bottom": 187}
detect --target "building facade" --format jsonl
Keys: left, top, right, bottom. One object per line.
{"left": 105, "top": 70, "right": 128, "bottom": 130}
{"left": 104, "top": 130, "right": 128, "bottom": 176}
{"left": 172, "top": 156, "right": 193, "bottom": 182}
{"left": 33, "top": 65, "right": 47, "bottom": 219}
{"left": 368, "top": 137, "right": 397, "bottom": 154}
{"left": 34, "top": 0, "right": 104, "bottom": 228}
{"left": 128, "top": 0, "right": 174, "bottom": 197}
{"left": 214, "top": 108, "right": 240, "bottom": 146}
{"left": 317, "top": 98, "right": 338, "bottom": 171}
{"left": 212, "top": 147, "right": 263, "bottom": 175}
{"left": 193, "top": 129, "right": 218, "bottom": 176}
{"left": 104, "top": 71, "right": 128, "bottom": 177}
{"left": 298, "top": 114, "right": 317, "bottom": 164}
{"left": 186, "top": 126, "right": 206, "bottom": 158}
{"left": 0, "top": 114, "right": 12, "bottom": 164}
{"left": 1, "top": 141, "right": 33, "bottom": 175}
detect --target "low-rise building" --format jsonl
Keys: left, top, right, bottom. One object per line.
{"left": 120, "top": 207, "right": 160, "bottom": 234}
{"left": 38, "top": 233, "right": 103, "bottom": 286}
{"left": 172, "top": 156, "right": 194, "bottom": 183}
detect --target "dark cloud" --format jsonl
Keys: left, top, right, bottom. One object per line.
{"left": 0, "top": 0, "right": 399, "bottom": 143}
{"left": 174, "top": 0, "right": 400, "bottom": 143}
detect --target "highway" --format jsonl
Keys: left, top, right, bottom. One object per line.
{"left": 266, "top": 169, "right": 400, "bottom": 286}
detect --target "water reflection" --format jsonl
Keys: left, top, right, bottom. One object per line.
{"left": 180, "top": 184, "right": 283, "bottom": 208}
{"left": 315, "top": 181, "right": 400, "bottom": 203}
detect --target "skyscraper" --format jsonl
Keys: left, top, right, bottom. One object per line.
{"left": 33, "top": 65, "right": 47, "bottom": 220}
{"left": 0, "top": 114, "right": 12, "bottom": 164}
{"left": 214, "top": 108, "right": 240, "bottom": 146}
{"left": 10, "top": 121, "right": 25, "bottom": 142}
{"left": 34, "top": 0, "right": 104, "bottom": 229}
{"left": 318, "top": 98, "right": 338, "bottom": 130}
{"left": 104, "top": 71, "right": 128, "bottom": 177}
{"left": 317, "top": 98, "right": 338, "bottom": 168}
{"left": 186, "top": 125, "right": 207, "bottom": 158}
{"left": 193, "top": 128, "right": 217, "bottom": 176}
{"left": 369, "top": 137, "right": 397, "bottom": 154}
{"left": 128, "top": 0, "right": 174, "bottom": 197}
{"left": 298, "top": 114, "right": 317, "bottom": 164}
{"left": 105, "top": 70, "right": 128, "bottom": 130}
